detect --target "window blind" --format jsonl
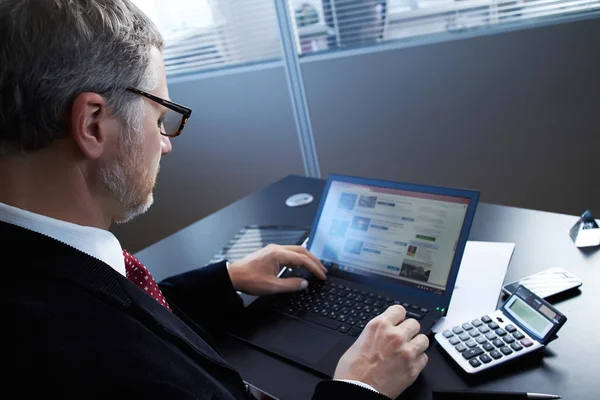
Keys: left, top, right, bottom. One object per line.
{"left": 133, "top": 0, "right": 283, "bottom": 77}
{"left": 292, "top": 0, "right": 600, "bottom": 55}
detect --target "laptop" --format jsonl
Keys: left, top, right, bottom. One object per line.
{"left": 227, "top": 174, "right": 480, "bottom": 376}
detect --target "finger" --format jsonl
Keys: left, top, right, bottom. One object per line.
{"left": 408, "top": 333, "right": 430, "bottom": 355}
{"left": 396, "top": 318, "right": 421, "bottom": 341}
{"left": 378, "top": 305, "right": 407, "bottom": 326}
{"left": 413, "top": 352, "right": 429, "bottom": 374}
{"left": 269, "top": 277, "right": 309, "bottom": 294}
{"left": 282, "top": 246, "right": 327, "bottom": 275}
{"left": 278, "top": 249, "right": 327, "bottom": 280}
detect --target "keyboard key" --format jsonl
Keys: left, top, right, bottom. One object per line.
{"left": 503, "top": 336, "right": 515, "bottom": 344}
{"left": 443, "top": 330, "right": 454, "bottom": 338}
{"left": 402, "top": 302, "right": 410, "bottom": 308}
{"left": 462, "top": 347, "right": 484, "bottom": 360}
{"left": 364, "top": 298, "right": 374, "bottom": 305}
{"left": 339, "top": 325, "right": 350, "bottom": 333}
{"left": 480, "top": 354, "right": 492, "bottom": 364}
{"left": 482, "top": 342, "right": 494, "bottom": 352}
{"left": 327, "top": 311, "right": 338, "bottom": 320}
{"left": 452, "top": 326, "right": 464, "bottom": 335}
{"left": 449, "top": 337, "right": 460, "bottom": 345}
{"left": 469, "top": 359, "right": 482, "bottom": 368}
{"left": 511, "top": 342, "right": 523, "bottom": 351}
{"left": 373, "top": 301, "right": 383, "bottom": 307}
{"left": 513, "top": 331, "right": 525, "bottom": 340}
{"left": 478, "top": 326, "right": 490, "bottom": 334}
{"left": 455, "top": 343, "right": 467, "bottom": 352}
{"left": 469, "top": 330, "right": 481, "bottom": 338}
{"left": 500, "top": 346, "right": 513, "bottom": 355}
{"left": 471, "top": 319, "right": 483, "bottom": 327}
{"left": 355, "top": 295, "right": 365, "bottom": 302}
{"left": 476, "top": 336, "right": 487, "bottom": 345}
{"left": 459, "top": 333, "right": 470, "bottom": 341}
{"left": 521, "top": 338, "right": 533, "bottom": 347}
{"left": 465, "top": 339, "right": 477, "bottom": 348}
{"left": 300, "top": 311, "right": 341, "bottom": 330}
{"left": 337, "top": 315, "right": 347, "bottom": 323}
{"left": 481, "top": 315, "right": 492, "bottom": 323}
{"left": 488, "top": 322, "right": 499, "bottom": 330}
{"left": 347, "top": 317, "right": 357, "bottom": 325}
{"left": 420, "top": 308, "right": 429, "bottom": 314}
{"left": 357, "top": 321, "right": 366, "bottom": 329}
{"left": 485, "top": 333, "right": 496, "bottom": 341}
{"left": 495, "top": 328, "right": 507, "bottom": 337}
{"left": 348, "top": 327, "right": 362, "bottom": 337}
{"left": 462, "top": 323, "right": 474, "bottom": 331}
{"left": 406, "top": 310, "right": 424, "bottom": 320}
{"left": 493, "top": 339, "right": 504, "bottom": 348}
{"left": 490, "top": 349, "right": 503, "bottom": 359}
{"left": 505, "top": 324, "right": 517, "bottom": 333}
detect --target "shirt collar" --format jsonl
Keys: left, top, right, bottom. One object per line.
{"left": 0, "top": 202, "right": 126, "bottom": 276}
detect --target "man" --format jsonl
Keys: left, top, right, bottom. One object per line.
{"left": 0, "top": 1, "right": 429, "bottom": 399}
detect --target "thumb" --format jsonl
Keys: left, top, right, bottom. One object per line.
{"left": 270, "top": 277, "right": 309, "bottom": 294}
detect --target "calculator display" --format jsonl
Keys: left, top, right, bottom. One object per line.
{"left": 502, "top": 285, "right": 567, "bottom": 343}
{"left": 507, "top": 297, "right": 552, "bottom": 338}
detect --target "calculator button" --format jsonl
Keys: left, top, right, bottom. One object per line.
{"left": 471, "top": 319, "right": 483, "bottom": 327}
{"left": 481, "top": 315, "right": 492, "bottom": 323}
{"left": 443, "top": 330, "right": 454, "bottom": 338}
{"left": 493, "top": 339, "right": 504, "bottom": 348}
{"left": 490, "top": 349, "right": 503, "bottom": 359}
{"left": 452, "top": 326, "right": 464, "bottom": 335}
{"left": 503, "top": 336, "right": 515, "bottom": 344}
{"left": 462, "top": 347, "right": 484, "bottom": 360}
{"left": 505, "top": 324, "right": 517, "bottom": 333}
{"left": 488, "top": 322, "right": 499, "bottom": 330}
{"left": 482, "top": 342, "right": 495, "bottom": 352}
{"left": 485, "top": 333, "right": 496, "bottom": 341}
{"left": 500, "top": 346, "right": 513, "bottom": 355}
{"left": 455, "top": 343, "right": 467, "bottom": 352}
{"left": 465, "top": 339, "right": 477, "bottom": 348}
{"left": 495, "top": 328, "right": 507, "bottom": 337}
{"left": 513, "top": 331, "right": 525, "bottom": 340}
{"left": 462, "top": 323, "right": 474, "bottom": 331}
{"left": 476, "top": 336, "right": 487, "bottom": 345}
{"left": 478, "top": 326, "right": 490, "bottom": 334}
{"left": 511, "top": 342, "right": 523, "bottom": 351}
{"left": 520, "top": 338, "right": 533, "bottom": 347}
{"left": 469, "top": 330, "right": 481, "bottom": 338}
{"left": 480, "top": 354, "right": 492, "bottom": 364}
{"left": 459, "top": 333, "right": 470, "bottom": 341}
{"left": 449, "top": 337, "right": 460, "bottom": 345}
{"left": 469, "top": 358, "right": 482, "bottom": 368}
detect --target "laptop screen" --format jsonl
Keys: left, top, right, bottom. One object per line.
{"left": 309, "top": 180, "right": 471, "bottom": 296}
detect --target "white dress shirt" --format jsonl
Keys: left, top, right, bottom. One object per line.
{"left": 0, "top": 201, "right": 378, "bottom": 395}
{"left": 0, "top": 201, "right": 126, "bottom": 276}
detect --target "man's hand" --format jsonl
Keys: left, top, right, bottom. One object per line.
{"left": 227, "top": 244, "right": 327, "bottom": 296}
{"left": 333, "top": 305, "right": 429, "bottom": 399}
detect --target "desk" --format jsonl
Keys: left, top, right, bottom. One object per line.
{"left": 138, "top": 175, "right": 599, "bottom": 400}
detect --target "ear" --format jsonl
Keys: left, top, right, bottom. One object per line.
{"left": 70, "top": 92, "right": 116, "bottom": 160}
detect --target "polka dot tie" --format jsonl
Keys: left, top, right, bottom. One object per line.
{"left": 123, "top": 249, "right": 171, "bottom": 311}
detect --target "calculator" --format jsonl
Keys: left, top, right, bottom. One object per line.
{"left": 435, "top": 285, "right": 567, "bottom": 373}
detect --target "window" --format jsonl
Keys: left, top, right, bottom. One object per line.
{"left": 134, "top": 0, "right": 283, "bottom": 77}
{"left": 291, "top": 0, "right": 600, "bottom": 55}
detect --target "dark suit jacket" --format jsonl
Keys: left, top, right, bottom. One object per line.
{"left": 1, "top": 221, "right": 388, "bottom": 399}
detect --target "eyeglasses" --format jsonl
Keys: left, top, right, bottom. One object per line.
{"left": 127, "top": 87, "right": 192, "bottom": 137}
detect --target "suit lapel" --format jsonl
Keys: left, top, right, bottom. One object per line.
{"left": 1, "top": 221, "right": 238, "bottom": 375}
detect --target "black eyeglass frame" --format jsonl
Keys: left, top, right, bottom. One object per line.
{"left": 127, "top": 87, "right": 192, "bottom": 137}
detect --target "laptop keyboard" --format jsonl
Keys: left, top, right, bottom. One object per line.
{"left": 272, "top": 278, "right": 429, "bottom": 338}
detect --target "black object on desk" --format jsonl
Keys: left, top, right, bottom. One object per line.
{"left": 432, "top": 390, "right": 561, "bottom": 399}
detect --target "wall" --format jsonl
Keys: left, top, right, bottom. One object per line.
{"left": 301, "top": 16, "right": 600, "bottom": 215}
{"left": 113, "top": 16, "right": 600, "bottom": 253}
{"left": 111, "top": 65, "right": 306, "bottom": 252}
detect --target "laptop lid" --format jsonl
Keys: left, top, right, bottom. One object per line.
{"left": 306, "top": 174, "right": 479, "bottom": 315}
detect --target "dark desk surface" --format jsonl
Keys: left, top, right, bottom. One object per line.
{"left": 138, "top": 175, "right": 599, "bottom": 400}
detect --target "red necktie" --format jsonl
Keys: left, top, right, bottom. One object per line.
{"left": 123, "top": 249, "right": 171, "bottom": 311}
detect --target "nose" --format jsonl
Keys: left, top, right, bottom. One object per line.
{"left": 161, "top": 135, "right": 172, "bottom": 155}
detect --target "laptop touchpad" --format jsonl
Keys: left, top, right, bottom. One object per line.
{"left": 271, "top": 319, "right": 341, "bottom": 364}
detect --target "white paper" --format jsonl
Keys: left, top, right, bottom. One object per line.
{"left": 432, "top": 241, "right": 515, "bottom": 333}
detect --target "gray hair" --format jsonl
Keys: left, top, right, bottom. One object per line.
{"left": 0, "top": 0, "right": 164, "bottom": 155}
